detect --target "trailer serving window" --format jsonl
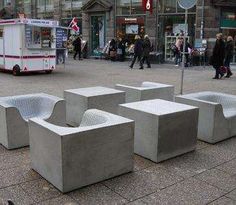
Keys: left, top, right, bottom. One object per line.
{"left": 25, "top": 25, "right": 53, "bottom": 49}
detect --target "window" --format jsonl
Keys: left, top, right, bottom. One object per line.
{"left": 116, "top": 0, "right": 144, "bottom": 15}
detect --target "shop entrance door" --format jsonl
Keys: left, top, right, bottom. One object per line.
{"left": 90, "top": 15, "right": 105, "bottom": 56}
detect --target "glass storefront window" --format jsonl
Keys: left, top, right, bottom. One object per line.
{"left": 159, "top": 0, "right": 176, "bottom": 13}
{"left": 116, "top": 0, "right": 144, "bottom": 15}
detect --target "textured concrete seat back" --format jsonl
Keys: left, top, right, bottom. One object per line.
{"left": 79, "top": 110, "right": 108, "bottom": 127}
{"left": 194, "top": 93, "right": 236, "bottom": 118}
{"left": 4, "top": 96, "right": 55, "bottom": 120}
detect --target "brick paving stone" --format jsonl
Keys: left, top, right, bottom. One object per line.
{"left": 69, "top": 183, "right": 127, "bottom": 205}
{"left": 208, "top": 197, "right": 236, "bottom": 205}
{"left": 20, "top": 179, "right": 63, "bottom": 203}
{"left": 0, "top": 185, "right": 35, "bottom": 205}
{"left": 103, "top": 165, "right": 183, "bottom": 201}
{"left": 133, "top": 155, "right": 156, "bottom": 172}
{"left": 194, "top": 168, "right": 236, "bottom": 192}
{"left": 35, "top": 195, "right": 78, "bottom": 205}
{"left": 0, "top": 164, "right": 41, "bottom": 189}
{"left": 216, "top": 158, "right": 236, "bottom": 176}
{"left": 227, "top": 189, "right": 236, "bottom": 201}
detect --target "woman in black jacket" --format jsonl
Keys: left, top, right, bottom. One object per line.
{"left": 211, "top": 33, "right": 225, "bottom": 79}
{"left": 129, "top": 35, "right": 143, "bottom": 69}
{"left": 224, "top": 36, "right": 234, "bottom": 78}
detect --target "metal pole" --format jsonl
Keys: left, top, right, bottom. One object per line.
{"left": 180, "top": 9, "right": 188, "bottom": 95}
{"left": 200, "top": 0, "right": 205, "bottom": 68}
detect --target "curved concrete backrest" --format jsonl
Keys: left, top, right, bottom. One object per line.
{"left": 184, "top": 91, "right": 236, "bottom": 118}
{"left": 0, "top": 94, "right": 57, "bottom": 121}
{"left": 79, "top": 109, "right": 109, "bottom": 127}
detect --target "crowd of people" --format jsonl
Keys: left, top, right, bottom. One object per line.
{"left": 211, "top": 33, "right": 234, "bottom": 79}
{"left": 105, "top": 35, "right": 152, "bottom": 69}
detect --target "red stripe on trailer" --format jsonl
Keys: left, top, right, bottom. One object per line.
{"left": 0, "top": 20, "right": 16, "bottom": 24}
{"left": 0, "top": 55, "right": 56, "bottom": 59}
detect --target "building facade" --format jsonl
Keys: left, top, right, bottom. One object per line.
{"left": 1, "top": 0, "right": 235, "bottom": 61}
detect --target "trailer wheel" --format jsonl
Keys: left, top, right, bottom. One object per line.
{"left": 45, "top": 70, "right": 52, "bottom": 74}
{"left": 12, "top": 65, "right": 20, "bottom": 76}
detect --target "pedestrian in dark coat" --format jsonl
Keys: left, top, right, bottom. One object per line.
{"left": 224, "top": 36, "right": 234, "bottom": 78}
{"left": 212, "top": 33, "right": 225, "bottom": 79}
{"left": 109, "top": 39, "right": 117, "bottom": 61}
{"left": 117, "top": 37, "right": 126, "bottom": 62}
{"left": 73, "top": 36, "right": 82, "bottom": 60}
{"left": 129, "top": 35, "right": 143, "bottom": 69}
{"left": 141, "top": 35, "right": 151, "bottom": 68}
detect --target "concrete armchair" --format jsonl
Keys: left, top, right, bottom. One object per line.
{"left": 0, "top": 93, "right": 65, "bottom": 149}
{"left": 29, "top": 109, "right": 134, "bottom": 193}
{"left": 115, "top": 81, "right": 174, "bottom": 103}
{"left": 175, "top": 91, "right": 236, "bottom": 144}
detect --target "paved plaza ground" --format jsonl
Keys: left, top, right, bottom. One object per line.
{"left": 0, "top": 59, "right": 236, "bottom": 204}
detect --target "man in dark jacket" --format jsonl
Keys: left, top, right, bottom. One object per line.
{"left": 73, "top": 36, "right": 82, "bottom": 60}
{"left": 129, "top": 35, "right": 143, "bottom": 69}
{"left": 224, "top": 36, "right": 234, "bottom": 78}
{"left": 141, "top": 35, "right": 151, "bottom": 68}
{"left": 212, "top": 33, "right": 225, "bottom": 79}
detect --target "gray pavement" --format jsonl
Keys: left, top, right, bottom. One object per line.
{"left": 0, "top": 59, "right": 236, "bottom": 205}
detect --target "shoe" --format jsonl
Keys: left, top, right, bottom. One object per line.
{"left": 220, "top": 73, "right": 224, "bottom": 79}
{"left": 139, "top": 67, "right": 144, "bottom": 69}
{"left": 212, "top": 77, "right": 219, "bottom": 79}
{"left": 225, "top": 73, "right": 233, "bottom": 78}
{"left": 147, "top": 66, "right": 151, "bottom": 68}
{"left": 129, "top": 66, "right": 133, "bottom": 69}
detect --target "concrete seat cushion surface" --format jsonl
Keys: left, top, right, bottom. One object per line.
{"left": 0, "top": 93, "right": 65, "bottom": 149}
{"left": 115, "top": 81, "right": 174, "bottom": 103}
{"left": 175, "top": 91, "right": 236, "bottom": 143}
{"left": 29, "top": 109, "right": 134, "bottom": 193}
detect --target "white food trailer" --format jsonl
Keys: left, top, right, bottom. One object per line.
{"left": 0, "top": 18, "right": 60, "bottom": 75}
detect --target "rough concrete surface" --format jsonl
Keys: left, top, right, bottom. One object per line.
{"left": 0, "top": 58, "right": 235, "bottom": 204}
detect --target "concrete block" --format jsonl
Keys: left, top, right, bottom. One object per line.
{"left": 64, "top": 86, "right": 125, "bottom": 126}
{"left": 29, "top": 109, "right": 134, "bottom": 193}
{"left": 119, "top": 99, "right": 198, "bottom": 163}
{"left": 115, "top": 81, "right": 174, "bottom": 103}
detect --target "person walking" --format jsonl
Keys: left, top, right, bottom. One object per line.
{"left": 141, "top": 35, "right": 151, "bottom": 68}
{"left": 211, "top": 33, "right": 225, "bottom": 79}
{"left": 224, "top": 36, "right": 234, "bottom": 78}
{"left": 73, "top": 36, "right": 82, "bottom": 60}
{"left": 117, "top": 37, "right": 126, "bottom": 62}
{"left": 109, "top": 39, "right": 117, "bottom": 61}
{"left": 129, "top": 35, "right": 143, "bottom": 69}
{"left": 175, "top": 37, "right": 183, "bottom": 66}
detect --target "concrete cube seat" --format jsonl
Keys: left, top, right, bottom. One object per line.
{"left": 64, "top": 86, "right": 125, "bottom": 126}
{"left": 115, "top": 81, "right": 174, "bottom": 103}
{"left": 0, "top": 93, "right": 65, "bottom": 149}
{"left": 175, "top": 91, "right": 236, "bottom": 144}
{"left": 119, "top": 99, "right": 198, "bottom": 163}
{"left": 29, "top": 109, "right": 134, "bottom": 193}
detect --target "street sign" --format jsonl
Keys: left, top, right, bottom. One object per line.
{"left": 177, "top": 0, "right": 197, "bottom": 9}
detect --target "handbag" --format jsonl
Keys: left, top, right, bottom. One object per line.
{"left": 220, "top": 66, "right": 228, "bottom": 74}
